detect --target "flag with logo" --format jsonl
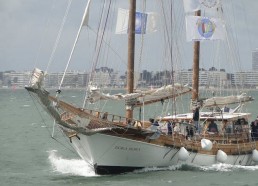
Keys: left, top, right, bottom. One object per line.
{"left": 115, "top": 8, "right": 157, "bottom": 34}
{"left": 185, "top": 16, "right": 225, "bottom": 41}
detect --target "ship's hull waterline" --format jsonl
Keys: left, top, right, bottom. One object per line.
{"left": 69, "top": 132, "right": 256, "bottom": 175}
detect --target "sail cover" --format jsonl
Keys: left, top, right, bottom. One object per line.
{"left": 202, "top": 93, "right": 254, "bottom": 108}
{"left": 86, "top": 84, "right": 192, "bottom": 105}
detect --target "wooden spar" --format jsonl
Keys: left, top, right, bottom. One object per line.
{"left": 126, "top": 0, "right": 136, "bottom": 119}
{"left": 192, "top": 10, "right": 201, "bottom": 102}
{"left": 133, "top": 89, "right": 192, "bottom": 108}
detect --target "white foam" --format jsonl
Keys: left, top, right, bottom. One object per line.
{"left": 199, "top": 163, "right": 258, "bottom": 172}
{"left": 135, "top": 164, "right": 183, "bottom": 173}
{"left": 48, "top": 150, "right": 96, "bottom": 177}
{"left": 135, "top": 163, "right": 258, "bottom": 174}
{"left": 22, "top": 104, "right": 30, "bottom": 107}
{"left": 47, "top": 151, "right": 258, "bottom": 176}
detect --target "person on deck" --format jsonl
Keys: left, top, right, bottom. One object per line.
{"left": 102, "top": 112, "right": 108, "bottom": 120}
{"left": 166, "top": 120, "right": 172, "bottom": 135}
{"left": 174, "top": 123, "right": 180, "bottom": 134}
{"left": 149, "top": 118, "right": 159, "bottom": 131}
{"left": 193, "top": 107, "right": 200, "bottom": 133}
{"left": 207, "top": 120, "right": 218, "bottom": 133}
{"left": 126, "top": 119, "right": 132, "bottom": 127}
{"left": 153, "top": 120, "right": 159, "bottom": 126}
{"left": 149, "top": 118, "right": 154, "bottom": 125}
{"left": 251, "top": 119, "right": 258, "bottom": 140}
{"left": 186, "top": 125, "right": 194, "bottom": 139}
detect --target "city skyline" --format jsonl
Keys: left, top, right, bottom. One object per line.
{"left": 2, "top": 66, "right": 258, "bottom": 89}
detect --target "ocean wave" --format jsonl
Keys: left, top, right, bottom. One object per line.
{"left": 134, "top": 163, "right": 258, "bottom": 174}
{"left": 47, "top": 150, "right": 97, "bottom": 177}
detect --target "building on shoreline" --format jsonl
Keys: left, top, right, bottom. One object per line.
{"left": 0, "top": 68, "right": 119, "bottom": 89}
{"left": 44, "top": 71, "right": 90, "bottom": 88}
{"left": 175, "top": 68, "right": 231, "bottom": 88}
{"left": 233, "top": 71, "right": 258, "bottom": 88}
{"left": 2, "top": 71, "right": 31, "bottom": 88}
{"left": 2, "top": 67, "right": 258, "bottom": 89}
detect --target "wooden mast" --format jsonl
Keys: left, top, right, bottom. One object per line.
{"left": 192, "top": 10, "right": 201, "bottom": 104}
{"left": 126, "top": 0, "right": 136, "bottom": 119}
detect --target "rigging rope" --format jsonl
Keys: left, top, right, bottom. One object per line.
{"left": 83, "top": 0, "right": 113, "bottom": 109}
{"left": 45, "top": 0, "right": 73, "bottom": 73}
{"left": 58, "top": 0, "right": 92, "bottom": 93}
{"left": 33, "top": 0, "right": 57, "bottom": 70}
{"left": 28, "top": 91, "right": 77, "bottom": 155}
{"left": 88, "top": 0, "right": 112, "bottom": 83}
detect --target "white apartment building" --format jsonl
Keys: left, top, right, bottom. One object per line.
{"left": 3, "top": 71, "right": 31, "bottom": 87}
{"left": 233, "top": 71, "right": 258, "bottom": 87}
{"left": 44, "top": 71, "right": 89, "bottom": 88}
{"left": 92, "top": 67, "right": 119, "bottom": 87}
{"left": 176, "top": 69, "right": 229, "bottom": 87}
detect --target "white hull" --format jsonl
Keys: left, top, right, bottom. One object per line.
{"left": 25, "top": 82, "right": 258, "bottom": 174}
{"left": 70, "top": 133, "right": 255, "bottom": 174}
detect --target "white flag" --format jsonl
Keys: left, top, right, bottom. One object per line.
{"left": 82, "top": 0, "right": 92, "bottom": 26}
{"left": 146, "top": 12, "right": 158, "bottom": 33}
{"left": 115, "top": 8, "right": 157, "bottom": 34}
{"left": 115, "top": 8, "right": 129, "bottom": 34}
{"left": 183, "top": 0, "right": 221, "bottom": 13}
{"left": 185, "top": 16, "right": 225, "bottom": 41}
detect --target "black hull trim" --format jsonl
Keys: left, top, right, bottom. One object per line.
{"left": 94, "top": 164, "right": 143, "bottom": 175}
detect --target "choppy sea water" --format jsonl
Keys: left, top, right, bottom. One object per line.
{"left": 1, "top": 88, "right": 258, "bottom": 186}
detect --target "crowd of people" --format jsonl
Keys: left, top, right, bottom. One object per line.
{"left": 131, "top": 111, "right": 258, "bottom": 141}
{"left": 148, "top": 115, "right": 223, "bottom": 139}
{"left": 149, "top": 118, "right": 198, "bottom": 139}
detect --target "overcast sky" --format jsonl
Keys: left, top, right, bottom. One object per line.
{"left": 1, "top": 0, "right": 258, "bottom": 73}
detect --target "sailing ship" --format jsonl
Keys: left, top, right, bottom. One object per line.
{"left": 25, "top": 0, "right": 258, "bottom": 175}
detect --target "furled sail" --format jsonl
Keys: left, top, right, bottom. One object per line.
{"left": 202, "top": 93, "right": 254, "bottom": 108}
{"left": 86, "top": 84, "right": 192, "bottom": 106}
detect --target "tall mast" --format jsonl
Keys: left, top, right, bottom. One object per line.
{"left": 192, "top": 10, "right": 201, "bottom": 104}
{"left": 126, "top": 0, "right": 136, "bottom": 119}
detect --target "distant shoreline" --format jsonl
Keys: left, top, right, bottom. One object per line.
{"left": 0, "top": 87, "right": 127, "bottom": 91}
{"left": 1, "top": 86, "right": 258, "bottom": 92}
